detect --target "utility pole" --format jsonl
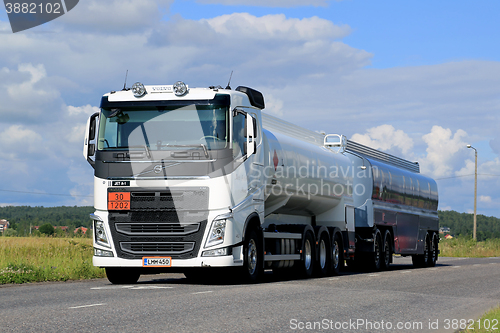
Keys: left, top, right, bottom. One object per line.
{"left": 467, "top": 144, "right": 477, "bottom": 241}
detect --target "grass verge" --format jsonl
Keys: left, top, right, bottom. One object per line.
{"left": 439, "top": 237, "right": 500, "bottom": 258}
{"left": 0, "top": 237, "right": 105, "bottom": 284}
{"left": 461, "top": 306, "right": 500, "bottom": 332}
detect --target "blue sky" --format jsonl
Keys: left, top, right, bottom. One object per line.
{"left": 1, "top": 0, "right": 500, "bottom": 218}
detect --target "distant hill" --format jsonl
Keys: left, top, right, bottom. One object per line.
{"left": 1, "top": 206, "right": 499, "bottom": 240}
{"left": 0, "top": 206, "right": 94, "bottom": 237}
{"left": 438, "top": 210, "right": 500, "bottom": 241}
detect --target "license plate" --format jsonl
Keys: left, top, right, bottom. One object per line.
{"left": 142, "top": 257, "right": 172, "bottom": 267}
{"left": 108, "top": 192, "right": 130, "bottom": 211}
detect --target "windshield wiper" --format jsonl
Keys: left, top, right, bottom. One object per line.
{"left": 144, "top": 145, "right": 151, "bottom": 159}
{"left": 162, "top": 144, "right": 209, "bottom": 158}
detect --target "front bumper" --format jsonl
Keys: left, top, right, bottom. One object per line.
{"left": 93, "top": 247, "right": 243, "bottom": 268}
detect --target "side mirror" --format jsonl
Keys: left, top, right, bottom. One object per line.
{"left": 246, "top": 114, "right": 256, "bottom": 156}
{"left": 84, "top": 112, "right": 99, "bottom": 167}
{"left": 324, "top": 134, "right": 347, "bottom": 154}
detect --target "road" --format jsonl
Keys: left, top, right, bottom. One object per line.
{"left": 1, "top": 256, "right": 499, "bottom": 333}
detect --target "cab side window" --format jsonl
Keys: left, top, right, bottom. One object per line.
{"left": 233, "top": 113, "right": 245, "bottom": 158}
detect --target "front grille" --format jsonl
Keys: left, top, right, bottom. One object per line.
{"left": 115, "top": 223, "right": 200, "bottom": 236}
{"left": 108, "top": 187, "right": 209, "bottom": 259}
{"left": 121, "top": 242, "right": 195, "bottom": 255}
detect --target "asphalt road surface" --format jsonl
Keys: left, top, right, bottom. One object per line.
{"left": 1, "top": 256, "right": 499, "bottom": 333}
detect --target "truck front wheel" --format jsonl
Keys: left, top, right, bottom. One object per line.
{"left": 105, "top": 267, "right": 140, "bottom": 285}
{"left": 242, "top": 229, "right": 262, "bottom": 283}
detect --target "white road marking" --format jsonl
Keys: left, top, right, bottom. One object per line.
{"left": 368, "top": 274, "right": 379, "bottom": 277}
{"left": 400, "top": 270, "right": 412, "bottom": 274}
{"left": 453, "top": 266, "right": 461, "bottom": 268}
{"left": 191, "top": 291, "right": 213, "bottom": 295}
{"left": 91, "top": 285, "right": 172, "bottom": 290}
{"left": 69, "top": 303, "right": 106, "bottom": 309}
{"left": 329, "top": 278, "right": 340, "bottom": 281}
{"left": 91, "top": 286, "right": 135, "bottom": 290}
{"left": 129, "top": 286, "right": 173, "bottom": 290}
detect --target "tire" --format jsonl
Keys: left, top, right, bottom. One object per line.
{"left": 297, "top": 231, "right": 315, "bottom": 278}
{"left": 381, "top": 230, "right": 392, "bottom": 270}
{"left": 330, "top": 233, "right": 343, "bottom": 276}
{"left": 371, "top": 231, "right": 383, "bottom": 271}
{"left": 412, "top": 233, "right": 431, "bottom": 268}
{"left": 105, "top": 267, "right": 140, "bottom": 285}
{"left": 428, "top": 233, "right": 439, "bottom": 267}
{"left": 317, "top": 233, "right": 331, "bottom": 277}
{"left": 241, "top": 229, "right": 262, "bottom": 283}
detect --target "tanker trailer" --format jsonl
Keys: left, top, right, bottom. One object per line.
{"left": 83, "top": 82, "right": 438, "bottom": 284}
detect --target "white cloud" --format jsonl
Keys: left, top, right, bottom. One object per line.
{"left": 420, "top": 126, "right": 468, "bottom": 178}
{"left": 67, "top": 104, "right": 99, "bottom": 117}
{"left": 0, "top": 125, "right": 45, "bottom": 159}
{"left": 480, "top": 195, "right": 492, "bottom": 203}
{"left": 351, "top": 125, "right": 413, "bottom": 156}
{"left": 57, "top": 0, "right": 174, "bottom": 33}
{"left": 205, "top": 13, "right": 350, "bottom": 41}
{"left": 196, "top": 0, "right": 335, "bottom": 7}
{"left": 265, "top": 94, "right": 284, "bottom": 116}
{"left": 0, "top": 63, "right": 61, "bottom": 122}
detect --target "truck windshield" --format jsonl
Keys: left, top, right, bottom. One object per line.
{"left": 97, "top": 105, "right": 229, "bottom": 151}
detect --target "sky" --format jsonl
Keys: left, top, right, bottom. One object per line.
{"left": 0, "top": 0, "right": 499, "bottom": 218}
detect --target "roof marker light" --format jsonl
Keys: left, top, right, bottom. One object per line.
{"left": 132, "top": 82, "right": 146, "bottom": 97}
{"left": 173, "top": 81, "right": 188, "bottom": 96}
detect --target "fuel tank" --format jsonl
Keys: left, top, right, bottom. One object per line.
{"left": 261, "top": 114, "right": 353, "bottom": 216}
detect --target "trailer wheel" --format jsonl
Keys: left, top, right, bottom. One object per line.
{"left": 242, "top": 229, "right": 262, "bottom": 283}
{"left": 412, "top": 233, "right": 431, "bottom": 268}
{"left": 371, "top": 231, "right": 383, "bottom": 271}
{"left": 428, "top": 233, "right": 439, "bottom": 267}
{"left": 317, "top": 233, "right": 331, "bottom": 277}
{"left": 105, "top": 267, "right": 140, "bottom": 285}
{"left": 330, "top": 233, "right": 343, "bottom": 275}
{"left": 381, "top": 230, "right": 392, "bottom": 270}
{"left": 297, "top": 231, "right": 315, "bottom": 278}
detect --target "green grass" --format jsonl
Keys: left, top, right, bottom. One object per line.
{"left": 440, "top": 237, "right": 500, "bottom": 258}
{"left": 2, "top": 236, "right": 499, "bottom": 285}
{"left": 462, "top": 306, "right": 500, "bottom": 332}
{"left": 0, "top": 237, "right": 105, "bottom": 284}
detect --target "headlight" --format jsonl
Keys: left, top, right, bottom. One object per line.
{"left": 92, "top": 214, "right": 111, "bottom": 248}
{"left": 132, "top": 82, "right": 146, "bottom": 97}
{"left": 94, "top": 248, "right": 114, "bottom": 257}
{"left": 202, "top": 247, "right": 232, "bottom": 257}
{"left": 173, "top": 81, "right": 188, "bottom": 96}
{"left": 205, "top": 219, "right": 226, "bottom": 248}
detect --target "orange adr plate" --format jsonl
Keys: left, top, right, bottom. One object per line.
{"left": 108, "top": 192, "right": 130, "bottom": 210}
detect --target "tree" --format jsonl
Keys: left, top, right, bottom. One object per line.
{"left": 39, "top": 223, "right": 55, "bottom": 236}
